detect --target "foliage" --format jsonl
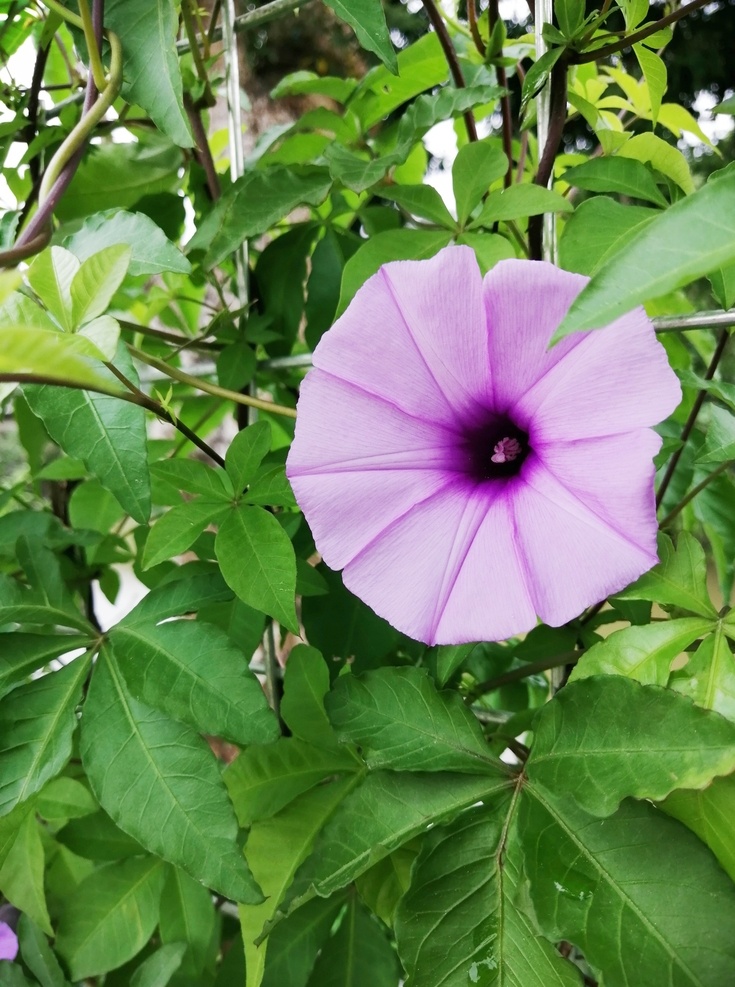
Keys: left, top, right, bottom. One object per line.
{"left": 0, "top": 1, "right": 734, "bottom": 986}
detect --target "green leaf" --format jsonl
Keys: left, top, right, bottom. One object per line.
{"left": 189, "top": 167, "right": 332, "bottom": 270}
{"left": 337, "top": 229, "right": 453, "bottom": 315}
{"left": 63, "top": 210, "right": 191, "bottom": 277}
{"left": 0, "top": 632, "right": 91, "bottom": 698}
{"left": 698, "top": 405, "right": 735, "bottom": 463}
{"left": 323, "top": 0, "right": 396, "bottom": 73}
{"left": 36, "top": 776, "right": 97, "bottom": 821}
{"left": 428, "top": 643, "right": 478, "bottom": 687}
{"left": 569, "top": 617, "right": 714, "bottom": 685}
{"left": 521, "top": 791, "right": 735, "bottom": 987}
{"left": 662, "top": 773, "right": 735, "bottom": 882}
{"left": 26, "top": 246, "right": 79, "bottom": 330}
{"left": 261, "top": 895, "right": 346, "bottom": 987}
{"left": 118, "top": 569, "right": 232, "bottom": 626}
{"left": 521, "top": 47, "right": 563, "bottom": 107}
{"left": 105, "top": 0, "right": 193, "bottom": 147}
{"left": 18, "top": 914, "right": 70, "bottom": 987}
{"left": 670, "top": 624, "right": 735, "bottom": 722}
{"left": 55, "top": 140, "right": 181, "bottom": 221}
{"left": 394, "top": 799, "right": 582, "bottom": 987}
{"left": 241, "top": 780, "right": 356, "bottom": 987}
{"left": 130, "top": 944, "right": 186, "bottom": 987}
{"left": 76, "top": 314, "right": 120, "bottom": 360}
{"left": 455, "top": 231, "right": 515, "bottom": 273}
{"left": 0, "top": 655, "right": 90, "bottom": 816}
{"left": 281, "top": 645, "right": 338, "bottom": 749}
{"left": 0, "top": 325, "right": 112, "bottom": 390}
{"left": 0, "top": 290, "right": 59, "bottom": 334}
{"left": 635, "top": 44, "right": 667, "bottom": 127}
{"left": 225, "top": 737, "right": 359, "bottom": 827}
{"left": 216, "top": 504, "right": 298, "bottom": 632}
{"left": 556, "top": 0, "right": 585, "bottom": 37}
{"left": 528, "top": 675, "right": 735, "bottom": 816}
{"left": 452, "top": 138, "right": 508, "bottom": 225}
{"left": 149, "top": 458, "right": 233, "bottom": 501}
{"left": 469, "top": 184, "right": 572, "bottom": 227}
{"left": 271, "top": 71, "right": 357, "bottom": 103}
{"left": 110, "top": 617, "right": 279, "bottom": 745}
{"left": 325, "top": 667, "right": 502, "bottom": 773}
{"left": 158, "top": 867, "right": 215, "bottom": 981}
{"left": 375, "top": 184, "right": 456, "bottom": 228}
{"left": 305, "top": 897, "right": 400, "bottom": 987}
{"left": 616, "top": 531, "right": 718, "bottom": 617}
{"left": 709, "top": 262, "right": 735, "bottom": 310}
{"left": 617, "top": 131, "right": 694, "bottom": 194}
{"left": 56, "top": 808, "right": 145, "bottom": 861}
{"left": 559, "top": 197, "right": 657, "bottom": 276}
{"left": 56, "top": 856, "right": 165, "bottom": 980}
{"left": 0, "top": 810, "right": 52, "bottom": 935}
{"left": 562, "top": 156, "right": 668, "bottom": 207}
{"left": 69, "top": 244, "right": 131, "bottom": 329}
{"left": 24, "top": 344, "right": 151, "bottom": 522}
{"left": 142, "top": 499, "right": 230, "bottom": 570}
{"left": 226, "top": 421, "right": 272, "bottom": 494}
{"left": 281, "top": 772, "right": 511, "bottom": 915}
{"left": 80, "top": 648, "right": 262, "bottom": 902}
{"left": 554, "top": 168, "right": 735, "bottom": 339}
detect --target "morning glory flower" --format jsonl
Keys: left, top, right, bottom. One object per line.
{"left": 287, "top": 246, "right": 681, "bottom": 645}
{"left": 0, "top": 921, "right": 18, "bottom": 961}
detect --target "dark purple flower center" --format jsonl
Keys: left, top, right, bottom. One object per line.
{"left": 459, "top": 414, "right": 530, "bottom": 482}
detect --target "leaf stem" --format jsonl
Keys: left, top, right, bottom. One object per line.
{"left": 572, "top": 0, "right": 710, "bottom": 64}
{"left": 421, "top": 0, "right": 478, "bottom": 143}
{"left": 659, "top": 460, "right": 732, "bottom": 528}
{"left": 469, "top": 650, "right": 584, "bottom": 698}
{"left": 656, "top": 328, "right": 730, "bottom": 509}
{"left": 127, "top": 346, "right": 297, "bottom": 419}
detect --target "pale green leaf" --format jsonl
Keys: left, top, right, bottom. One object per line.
{"left": 36, "top": 776, "right": 97, "bottom": 821}
{"left": 70, "top": 244, "right": 131, "bottom": 329}
{"left": 617, "top": 132, "right": 694, "bottom": 193}
{"left": 26, "top": 246, "right": 79, "bottom": 330}
{"left": 635, "top": 44, "right": 667, "bottom": 127}
{"left": 562, "top": 156, "right": 668, "bottom": 207}
{"left": 75, "top": 314, "right": 120, "bottom": 360}
{"left": 569, "top": 617, "right": 714, "bottom": 685}
{"left": 375, "top": 184, "right": 456, "bottom": 228}
{"left": 670, "top": 624, "right": 735, "bottom": 722}
{"left": 558, "top": 198, "right": 657, "bottom": 276}
{"left": 469, "top": 184, "right": 572, "bottom": 228}
{"left": 64, "top": 210, "right": 191, "bottom": 276}
{"left": 452, "top": 138, "right": 508, "bottom": 225}
{"left": 0, "top": 326, "right": 112, "bottom": 390}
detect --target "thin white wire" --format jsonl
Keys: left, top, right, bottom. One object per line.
{"left": 222, "top": 0, "right": 248, "bottom": 304}
{"left": 534, "top": 0, "right": 557, "bottom": 264}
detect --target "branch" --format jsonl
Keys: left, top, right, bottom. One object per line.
{"left": 422, "top": 0, "right": 478, "bottom": 142}
{"left": 655, "top": 328, "right": 730, "bottom": 508}
{"left": 572, "top": 0, "right": 710, "bottom": 64}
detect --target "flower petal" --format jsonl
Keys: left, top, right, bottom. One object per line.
{"left": 483, "top": 259, "right": 590, "bottom": 411}
{"left": 342, "top": 483, "right": 536, "bottom": 645}
{"left": 288, "top": 369, "right": 459, "bottom": 476}
{"left": 513, "top": 458, "right": 659, "bottom": 626}
{"left": 511, "top": 308, "right": 681, "bottom": 441}
{"left": 534, "top": 430, "right": 661, "bottom": 558}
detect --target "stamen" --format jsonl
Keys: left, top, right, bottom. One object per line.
{"left": 491, "top": 436, "right": 522, "bottom": 464}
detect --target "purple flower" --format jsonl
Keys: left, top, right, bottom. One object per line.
{"left": 287, "top": 246, "right": 680, "bottom": 645}
{"left": 0, "top": 921, "right": 18, "bottom": 961}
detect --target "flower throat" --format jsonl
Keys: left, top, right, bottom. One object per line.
{"left": 461, "top": 415, "right": 530, "bottom": 481}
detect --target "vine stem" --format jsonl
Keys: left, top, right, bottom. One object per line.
{"left": 77, "top": 0, "right": 107, "bottom": 91}
{"left": 659, "top": 460, "right": 732, "bottom": 528}
{"left": 655, "top": 328, "right": 730, "bottom": 509}
{"left": 572, "top": 0, "right": 710, "bottom": 64}
{"left": 488, "top": 0, "right": 513, "bottom": 187}
{"left": 127, "top": 346, "right": 297, "bottom": 419}
{"left": 469, "top": 650, "right": 584, "bottom": 698}
{"left": 528, "top": 57, "right": 567, "bottom": 261}
{"left": 421, "top": 0, "right": 478, "bottom": 143}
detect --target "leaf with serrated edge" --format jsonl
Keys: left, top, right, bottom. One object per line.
{"left": 569, "top": 617, "right": 714, "bottom": 685}
{"left": 80, "top": 648, "right": 262, "bottom": 902}
{"left": 56, "top": 856, "right": 165, "bottom": 980}
{"left": 527, "top": 675, "right": 735, "bottom": 817}
{"left": 521, "top": 789, "right": 735, "bottom": 987}
{"left": 110, "top": 617, "right": 278, "bottom": 746}
{"left": 326, "top": 667, "right": 504, "bottom": 773}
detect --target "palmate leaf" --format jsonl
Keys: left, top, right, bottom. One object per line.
{"left": 616, "top": 531, "right": 717, "bottom": 617}
{"left": 0, "top": 632, "right": 91, "bottom": 699}
{"left": 80, "top": 647, "right": 261, "bottom": 903}
{"left": 117, "top": 568, "right": 233, "bottom": 626}
{"left": 280, "top": 645, "right": 339, "bottom": 750}
{"left": 158, "top": 866, "right": 216, "bottom": 981}
{"left": 527, "top": 676, "right": 735, "bottom": 816}
{"left": 394, "top": 797, "right": 582, "bottom": 987}
{"left": 129, "top": 943, "right": 186, "bottom": 987}
{"left": 55, "top": 856, "right": 165, "bottom": 981}
{"left": 0, "top": 654, "right": 91, "bottom": 817}
{"left": 261, "top": 894, "right": 346, "bottom": 987}
{"left": 670, "top": 623, "right": 735, "bottom": 722}
{"left": 304, "top": 896, "right": 400, "bottom": 987}
{"left": 0, "top": 809, "right": 52, "bottom": 935}
{"left": 110, "top": 616, "right": 279, "bottom": 746}
{"left": 554, "top": 167, "right": 735, "bottom": 339}
{"left": 24, "top": 344, "right": 151, "bottom": 523}
{"left": 562, "top": 156, "right": 668, "bottom": 208}
{"left": 325, "top": 667, "right": 505, "bottom": 774}
{"left": 662, "top": 773, "right": 735, "bottom": 882}
{"left": 520, "top": 790, "right": 735, "bottom": 987}
{"left": 18, "top": 913, "right": 71, "bottom": 987}
{"left": 452, "top": 138, "right": 508, "bottom": 225}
